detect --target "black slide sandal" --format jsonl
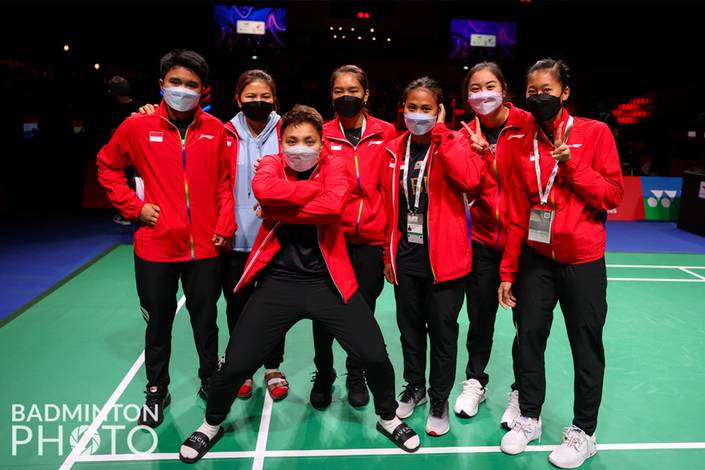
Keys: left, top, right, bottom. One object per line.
{"left": 376, "top": 421, "right": 420, "bottom": 453}
{"left": 179, "top": 427, "right": 225, "bottom": 464}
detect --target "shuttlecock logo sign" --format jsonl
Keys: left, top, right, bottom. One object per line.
{"left": 647, "top": 190, "right": 677, "bottom": 208}
{"left": 69, "top": 426, "right": 101, "bottom": 455}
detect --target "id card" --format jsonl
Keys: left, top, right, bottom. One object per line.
{"left": 407, "top": 213, "right": 424, "bottom": 244}
{"left": 528, "top": 208, "right": 554, "bottom": 244}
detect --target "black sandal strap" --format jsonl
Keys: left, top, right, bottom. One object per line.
{"left": 392, "top": 423, "right": 417, "bottom": 443}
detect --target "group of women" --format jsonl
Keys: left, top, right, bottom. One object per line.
{"left": 123, "top": 52, "right": 622, "bottom": 468}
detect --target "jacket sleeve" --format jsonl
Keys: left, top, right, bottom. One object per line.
{"left": 559, "top": 123, "right": 624, "bottom": 211}
{"left": 252, "top": 154, "right": 323, "bottom": 206}
{"left": 260, "top": 155, "right": 352, "bottom": 225}
{"left": 96, "top": 120, "right": 145, "bottom": 220}
{"left": 214, "top": 126, "right": 236, "bottom": 237}
{"left": 499, "top": 162, "right": 531, "bottom": 284}
{"left": 432, "top": 123, "right": 484, "bottom": 194}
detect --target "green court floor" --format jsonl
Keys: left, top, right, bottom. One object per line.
{"left": 1, "top": 245, "right": 704, "bottom": 469}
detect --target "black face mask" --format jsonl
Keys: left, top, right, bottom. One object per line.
{"left": 526, "top": 93, "right": 562, "bottom": 122}
{"left": 241, "top": 100, "right": 274, "bottom": 122}
{"left": 333, "top": 95, "right": 364, "bottom": 118}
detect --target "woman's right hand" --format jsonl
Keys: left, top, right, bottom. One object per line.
{"left": 139, "top": 203, "right": 160, "bottom": 227}
{"left": 461, "top": 116, "right": 490, "bottom": 155}
{"left": 384, "top": 264, "right": 395, "bottom": 284}
{"left": 498, "top": 281, "right": 516, "bottom": 309}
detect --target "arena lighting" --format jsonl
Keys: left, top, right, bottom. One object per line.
{"left": 463, "top": 65, "right": 469, "bottom": 70}
{"left": 357, "top": 36, "right": 362, "bottom": 40}
{"left": 333, "top": 34, "right": 337, "bottom": 39}
{"left": 63, "top": 44, "right": 69, "bottom": 52}
{"left": 372, "top": 37, "right": 376, "bottom": 41}
{"left": 387, "top": 37, "right": 391, "bottom": 42}
{"left": 330, "top": 26, "right": 334, "bottom": 30}
{"left": 370, "top": 28, "right": 375, "bottom": 33}
{"left": 252, "top": 55, "right": 258, "bottom": 60}
{"left": 94, "top": 63, "right": 100, "bottom": 70}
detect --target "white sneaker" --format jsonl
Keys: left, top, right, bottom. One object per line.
{"left": 425, "top": 400, "right": 450, "bottom": 436}
{"left": 500, "top": 415, "right": 542, "bottom": 455}
{"left": 500, "top": 389, "right": 520, "bottom": 429}
{"left": 453, "top": 379, "right": 486, "bottom": 418}
{"left": 548, "top": 426, "right": 597, "bottom": 468}
{"left": 396, "top": 384, "right": 427, "bottom": 419}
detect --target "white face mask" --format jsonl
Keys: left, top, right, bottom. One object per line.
{"left": 404, "top": 112, "right": 436, "bottom": 136}
{"left": 284, "top": 145, "right": 321, "bottom": 172}
{"left": 467, "top": 90, "right": 503, "bottom": 116}
{"left": 163, "top": 86, "right": 201, "bottom": 112}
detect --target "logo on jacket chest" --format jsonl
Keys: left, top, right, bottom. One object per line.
{"left": 149, "top": 131, "right": 163, "bottom": 143}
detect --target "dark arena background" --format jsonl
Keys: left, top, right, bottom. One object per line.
{"left": 1, "top": 1, "right": 705, "bottom": 469}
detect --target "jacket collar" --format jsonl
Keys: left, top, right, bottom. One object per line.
{"left": 325, "top": 113, "right": 384, "bottom": 144}
{"left": 158, "top": 99, "right": 203, "bottom": 129}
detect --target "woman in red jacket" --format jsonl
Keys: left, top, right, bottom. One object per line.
{"left": 178, "top": 105, "right": 420, "bottom": 463}
{"left": 310, "top": 65, "right": 398, "bottom": 410}
{"left": 497, "top": 59, "right": 623, "bottom": 469}
{"left": 453, "top": 62, "right": 533, "bottom": 426}
{"left": 383, "top": 77, "right": 483, "bottom": 436}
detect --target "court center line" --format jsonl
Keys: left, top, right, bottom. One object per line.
{"left": 252, "top": 391, "right": 274, "bottom": 470}
{"left": 75, "top": 441, "right": 705, "bottom": 463}
{"left": 678, "top": 267, "right": 705, "bottom": 281}
{"left": 606, "top": 265, "right": 705, "bottom": 269}
{"left": 60, "top": 295, "right": 187, "bottom": 470}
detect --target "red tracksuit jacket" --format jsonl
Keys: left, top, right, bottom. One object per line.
{"left": 500, "top": 110, "right": 624, "bottom": 283}
{"left": 323, "top": 114, "right": 397, "bottom": 245}
{"left": 97, "top": 101, "right": 236, "bottom": 262}
{"left": 234, "top": 151, "right": 359, "bottom": 302}
{"left": 384, "top": 124, "right": 484, "bottom": 283}
{"left": 464, "top": 103, "right": 533, "bottom": 252}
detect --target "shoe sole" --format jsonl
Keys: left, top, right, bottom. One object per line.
{"left": 454, "top": 395, "right": 486, "bottom": 419}
{"left": 500, "top": 432, "right": 542, "bottom": 455}
{"left": 179, "top": 427, "right": 225, "bottom": 464}
{"left": 548, "top": 449, "right": 597, "bottom": 469}
{"left": 396, "top": 396, "right": 428, "bottom": 419}
{"left": 376, "top": 422, "right": 420, "bottom": 453}
{"left": 426, "top": 427, "right": 449, "bottom": 437}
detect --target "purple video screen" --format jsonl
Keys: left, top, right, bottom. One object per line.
{"left": 449, "top": 19, "right": 517, "bottom": 61}
{"left": 214, "top": 4, "right": 286, "bottom": 50}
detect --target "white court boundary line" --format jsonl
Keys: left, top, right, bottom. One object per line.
{"left": 74, "top": 441, "right": 705, "bottom": 463}
{"left": 679, "top": 267, "right": 705, "bottom": 281}
{"left": 606, "top": 264, "right": 705, "bottom": 282}
{"left": 252, "top": 392, "right": 274, "bottom": 470}
{"left": 59, "top": 295, "right": 187, "bottom": 470}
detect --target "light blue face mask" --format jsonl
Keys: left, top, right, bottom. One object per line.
{"left": 404, "top": 112, "right": 437, "bottom": 136}
{"left": 163, "top": 86, "right": 201, "bottom": 112}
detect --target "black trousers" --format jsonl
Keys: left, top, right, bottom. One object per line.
{"left": 220, "top": 250, "right": 284, "bottom": 370}
{"left": 311, "top": 244, "right": 385, "bottom": 376}
{"left": 134, "top": 255, "right": 221, "bottom": 390}
{"left": 514, "top": 247, "right": 607, "bottom": 435}
{"left": 464, "top": 241, "right": 519, "bottom": 388}
{"left": 206, "top": 276, "right": 398, "bottom": 424}
{"left": 394, "top": 272, "right": 465, "bottom": 402}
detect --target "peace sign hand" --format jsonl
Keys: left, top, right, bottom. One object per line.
{"left": 552, "top": 121, "right": 571, "bottom": 162}
{"left": 461, "top": 116, "right": 491, "bottom": 155}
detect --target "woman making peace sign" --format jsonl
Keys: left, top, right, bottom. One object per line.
{"left": 498, "top": 59, "right": 623, "bottom": 469}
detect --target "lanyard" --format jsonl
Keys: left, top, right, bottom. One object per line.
{"left": 533, "top": 115, "right": 573, "bottom": 206}
{"left": 402, "top": 135, "right": 431, "bottom": 213}
{"left": 339, "top": 116, "right": 366, "bottom": 192}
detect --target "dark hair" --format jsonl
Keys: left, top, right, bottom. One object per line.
{"left": 329, "top": 64, "right": 369, "bottom": 92}
{"left": 402, "top": 76, "right": 444, "bottom": 106}
{"left": 461, "top": 61, "right": 508, "bottom": 97}
{"left": 281, "top": 105, "right": 323, "bottom": 138}
{"left": 159, "top": 49, "right": 209, "bottom": 84}
{"left": 235, "top": 69, "right": 278, "bottom": 110}
{"left": 527, "top": 58, "right": 571, "bottom": 89}
{"left": 108, "top": 75, "right": 130, "bottom": 97}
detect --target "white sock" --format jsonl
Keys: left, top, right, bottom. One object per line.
{"left": 179, "top": 420, "right": 220, "bottom": 459}
{"left": 379, "top": 417, "right": 420, "bottom": 449}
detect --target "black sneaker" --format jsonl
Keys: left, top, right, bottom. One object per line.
{"left": 396, "top": 383, "right": 427, "bottom": 419}
{"left": 198, "top": 379, "right": 209, "bottom": 401}
{"left": 346, "top": 372, "right": 369, "bottom": 407}
{"left": 138, "top": 386, "right": 171, "bottom": 428}
{"left": 309, "top": 368, "right": 336, "bottom": 409}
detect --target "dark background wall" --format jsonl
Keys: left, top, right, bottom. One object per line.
{"left": 1, "top": 0, "right": 704, "bottom": 211}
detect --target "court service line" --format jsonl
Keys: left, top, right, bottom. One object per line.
{"left": 60, "top": 295, "right": 187, "bottom": 470}
{"left": 252, "top": 392, "right": 275, "bottom": 470}
{"left": 607, "top": 278, "right": 705, "bottom": 282}
{"left": 606, "top": 264, "right": 705, "bottom": 269}
{"left": 75, "top": 441, "right": 705, "bottom": 463}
